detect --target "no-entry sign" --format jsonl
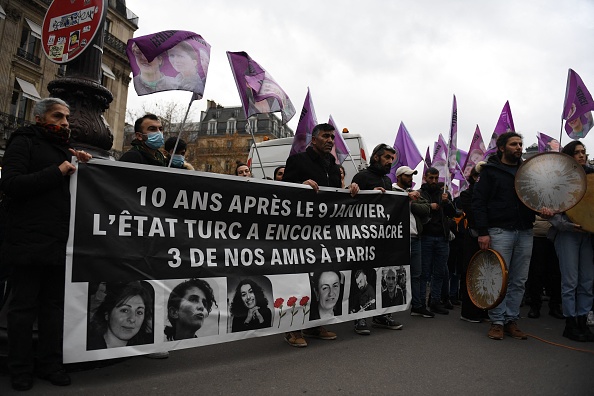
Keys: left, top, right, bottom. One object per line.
{"left": 41, "top": 0, "right": 107, "bottom": 63}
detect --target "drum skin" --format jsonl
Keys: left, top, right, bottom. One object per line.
{"left": 515, "top": 152, "right": 586, "bottom": 213}
{"left": 567, "top": 173, "right": 594, "bottom": 233}
{"left": 466, "top": 249, "right": 508, "bottom": 310}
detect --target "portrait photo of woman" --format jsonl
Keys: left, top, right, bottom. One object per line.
{"left": 228, "top": 277, "right": 273, "bottom": 333}
{"left": 164, "top": 278, "right": 218, "bottom": 341}
{"left": 167, "top": 41, "right": 204, "bottom": 93}
{"left": 309, "top": 270, "right": 344, "bottom": 320}
{"left": 87, "top": 281, "right": 154, "bottom": 350}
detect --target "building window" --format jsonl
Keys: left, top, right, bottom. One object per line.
{"left": 246, "top": 138, "right": 254, "bottom": 149}
{"left": 57, "top": 64, "right": 67, "bottom": 77}
{"left": 17, "top": 19, "right": 41, "bottom": 65}
{"left": 248, "top": 116, "right": 257, "bottom": 132}
{"left": 208, "top": 119, "right": 217, "bottom": 135}
{"left": 280, "top": 126, "right": 285, "bottom": 138}
{"left": 205, "top": 164, "right": 213, "bottom": 172}
{"left": 104, "top": 18, "right": 112, "bottom": 33}
{"left": 227, "top": 140, "right": 233, "bottom": 149}
{"left": 10, "top": 81, "right": 32, "bottom": 122}
{"left": 272, "top": 120, "right": 278, "bottom": 135}
{"left": 226, "top": 118, "right": 236, "bottom": 134}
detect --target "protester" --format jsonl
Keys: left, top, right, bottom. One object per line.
{"left": 351, "top": 143, "right": 403, "bottom": 333}
{"left": 273, "top": 166, "right": 285, "bottom": 181}
{"left": 472, "top": 132, "right": 552, "bottom": 340}
{"left": 120, "top": 113, "right": 167, "bottom": 166}
{"left": 87, "top": 281, "right": 154, "bottom": 350}
{"left": 165, "top": 278, "right": 218, "bottom": 340}
{"left": 394, "top": 166, "right": 433, "bottom": 318}
{"left": 282, "top": 122, "right": 359, "bottom": 347}
{"left": 235, "top": 161, "right": 252, "bottom": 177}
{"left": 548, "top": 140, "right": 594, "bottom": 342}
{"left": 419, "top": 167, "right": 456, "bottom": 315}
{"left": 164, "top": 136, "right": 195, "bottom": 170}
{"left": 230, "top": 279, "right": 272, "bottom": 332}
{"left": 382, "top": 267, "right": 406, "bottom": 307}
{"left": 459, "top": 161, "right": 487, "bottom": 323}
{"left": 0, "top": 97, "right": 91, "bottom": 391}
{"left": 526, "top": 216, "right": 563, "bottom": 320}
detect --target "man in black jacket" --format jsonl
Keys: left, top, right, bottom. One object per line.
{"left": 282, "top": 123, "right": 359, "bottom": 347}
{"left": 351, "top": 143, "right": 403, "bottom": 334}
{"left": 472, "top": 132, "right": 553, "bottom": 340}
{"left": 120, "top": 114, "right": 167, "bottom": 166}
{"left": 419, "top": 167, "right": 456, "bottom": 315}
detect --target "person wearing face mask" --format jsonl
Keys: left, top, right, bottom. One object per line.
{"left": 164, "top": 137, "right": 194, "bottom": 170}
{"left": 0, "top": 98, "right": 92, "bottom": 391}
{"left": 120, "top": 113, "right": 167, "bottom": 166}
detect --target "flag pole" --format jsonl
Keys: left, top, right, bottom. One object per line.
{"left": 168, "top": 93, "right": 196, "bottom": 168}
{"left": 246, "top": 121, "right": 266, "bottom": 178}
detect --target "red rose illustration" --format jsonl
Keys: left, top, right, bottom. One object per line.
{"left": 287, "top": 296, "right": 298, "bottom": 307}
{"left": 299, "top": 296, "right": 310, "bottom": 306}
{"left": 274, "top": 298, "right": 284, "bottom": 308}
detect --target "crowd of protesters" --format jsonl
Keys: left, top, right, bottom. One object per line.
{"left": 1, "top": 105, "right": 592, "bottom": 391}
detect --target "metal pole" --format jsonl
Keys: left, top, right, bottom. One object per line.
{"left": 246, "top": 121, "right": 266, "bottom": 178}
{"left": 167, "top": 94, "right": 195, "bottom": 167}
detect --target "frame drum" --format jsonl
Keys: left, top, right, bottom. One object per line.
{"left": 466, "top": 249, "right": 507, "bottom": 310}
{"left": 515, "top": 152, "right": 587, "bottom": 213}
{"left": 567, "top": 173, "right": 594, "bottom": 233}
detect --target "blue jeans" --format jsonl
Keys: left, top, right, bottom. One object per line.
{"left": 421, "top": 235, "right": 450, "bottom": 306}
{"left": 488, "top": 228, "right": 533, "bottom": 325}
{"left": 410, "top": 237, "right": 422, "bottom": 309}
{"left": 554, "top": 231, "right": 594, "bottom": 317}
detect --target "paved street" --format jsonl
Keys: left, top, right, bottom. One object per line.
{"left": 1, "top": 304, "right": 593, "bottom": 395}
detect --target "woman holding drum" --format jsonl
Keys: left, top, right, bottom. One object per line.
{"left": 548, "top": 141, "right": 594, "bottom": 342}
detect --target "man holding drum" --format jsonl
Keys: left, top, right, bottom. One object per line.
{"left": 472, "top": 132, "right": 552, "bottom": 340}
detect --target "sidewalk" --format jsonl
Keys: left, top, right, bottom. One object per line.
{"left": 1, "top": 304, "right": 593, "bottom": 395}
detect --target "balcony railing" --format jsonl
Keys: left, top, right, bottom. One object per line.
{"left": 16, "top": 47, "right": 41, "bottom": 66}
{"left": 104, "top": 31, "right": 127, "bottom": 56}
{"left": 0, "top": 112, "right": 33, "bottom": 144}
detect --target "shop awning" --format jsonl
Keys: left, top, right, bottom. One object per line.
{"left": 25, "top": 18, "right": 42, "bottom": 40}
{"left": 101, "top": 63, "right": 116, "bottom": 80}
{"left": 16, "top": 77, "right": 41, "bottom": 101}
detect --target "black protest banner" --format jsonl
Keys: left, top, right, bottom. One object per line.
{"left": 64, "top": 160, "right": 410, "bottom": 363}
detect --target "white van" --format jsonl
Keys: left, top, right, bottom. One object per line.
{"left": 247, "top": 133, "right": 370, "bottom": 185}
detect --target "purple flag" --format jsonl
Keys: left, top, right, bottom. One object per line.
{"left": 485, "top": 101, "right": 515, "bottom": 156}
{"left": 431, "top": 134, "right": 449, "bottom": 184}
{"left": 462, "top": 125, "right": 486, "bottom": 178}
{"left": 448, "top": 95, "right": 458, "bottom": 175}
{"left": 453, "top": 149, "right": 467, "bottom": 181}
{"left": 563, "top": 69, "right": 594, "bottom": 139}
{"left": 537, "top": 132, "right": 562, "bottom": 153}
{"left": 289, "top": 88, "right": 318, "bottom": 156}
{"left": 227, "top": 51, "right": 296, "bottom": 125}
{"left": 328, "top": 115, "right": 350, "bottom": 164}
{"left": 423, "top": 146, "right": 431, "bottom": 175}
{"left": 388, "top": 122, "right": 423, "bottom": 183}
{"left": 127, "top": 31, "right": 210, "bottom": 98}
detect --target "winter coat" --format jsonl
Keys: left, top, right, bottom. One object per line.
{"left": 283, "top": 146, "right": 341, "bottom": 188}
{"left": 418, "top": 182, "right": 456, "bottom": 238}
{"left": 0, "top": 125, "right": 73, "bottom": 272}
{"left": 472, "top": 154, "right": 535, "bottom": 236}
{"left": 120, "top": 139, "right": 167, "bottom": 166}
{"left": 352, "top": 164, "right": 392, "bottom": 191}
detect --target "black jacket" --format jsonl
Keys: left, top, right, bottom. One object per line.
{"left": 0, "top": 125, "right": 73, "bottom": 270}
{"left": 419, "top": 182, "right": 456, "bottom": 238}
{"left": 471, "top": 154, "right": 535, "bottom": 236}
{"left": 120, "top": 140, "right": 167, "bottom": 166}
{"left": 283, "top": 146, "right": 341, "bottom": 188}
{"left": 352, "top": 164, "right": 392, "bottom": 191}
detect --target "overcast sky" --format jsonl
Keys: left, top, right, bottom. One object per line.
{"left": 124, "top": 0, "right": 594, "bottom": 165}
